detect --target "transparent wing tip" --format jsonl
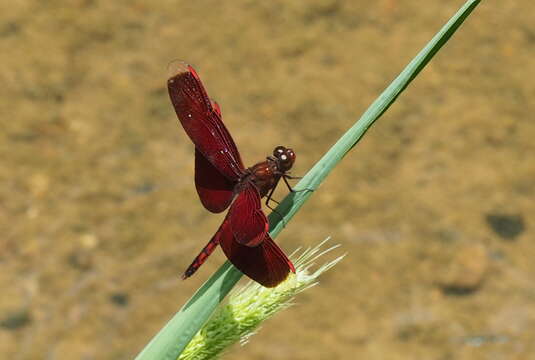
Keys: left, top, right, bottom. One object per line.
{"left": 167, "top": 59, "right": 191, "bottom": 82}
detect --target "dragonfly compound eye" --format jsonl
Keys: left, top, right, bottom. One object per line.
{"left": 273, "top": 146, "right": 286, "bottom": 158}
{"left": 278, "top": 148, "right": 295, "bottom": 171}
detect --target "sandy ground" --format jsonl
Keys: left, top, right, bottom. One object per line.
{"left": 1, "top": 0, "right": 534, "bottom": 359}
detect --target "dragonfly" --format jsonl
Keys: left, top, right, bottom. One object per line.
{"left": 167, "top": 62, "right": 296, "bottom": 287}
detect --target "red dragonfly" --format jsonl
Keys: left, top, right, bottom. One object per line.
{"left": 167, "top": 62, "right": 296, "bottom": 287}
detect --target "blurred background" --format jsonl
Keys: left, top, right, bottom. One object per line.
{"left": 1, "top": 0, "right": 534, "bottom": 359}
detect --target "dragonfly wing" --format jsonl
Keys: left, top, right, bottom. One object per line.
{"left": 210, "top": 99, "right": 222, "bottom": 117}
{"left": 168, "top": 61, "right": 245, "bottom": 182}
{"left": 195, "top": 148, "right": 236, "bottom": 213}
{"left": 229, "top": 183, "right": 268, "bottom": 247}
{"left": 218, "top": 217, "right": 295, "bottom": 288}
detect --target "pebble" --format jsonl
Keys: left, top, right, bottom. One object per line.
{"left": 0, "top": 309, "right": 32, "bottom": 330}
{"left": 485, "top": 213, "right": 525, "bottom": 240}
{"left": 439, "top": 243, "right": 488, "bottom": 295}
{"left": 109, "top": 292, "right": 130, "bottom": 307}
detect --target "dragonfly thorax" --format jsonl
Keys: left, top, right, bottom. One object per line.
{"left": 245, "top": 146, "right": 296, "bottom": 198}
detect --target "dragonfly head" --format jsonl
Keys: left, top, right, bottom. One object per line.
{"left": 272, "top": 146, "right": 296, "bottom": 172}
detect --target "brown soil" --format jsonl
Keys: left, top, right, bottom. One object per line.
{"left": 1, "top": 1, "right": 534, "bottom": 359}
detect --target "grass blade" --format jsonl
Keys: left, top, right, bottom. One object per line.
{"left": 135, "top": 1, "right": 482, "bottom": 359}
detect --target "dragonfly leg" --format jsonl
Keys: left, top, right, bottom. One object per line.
{"left": 265, "top": 184, "right": 287, "bottom": 227}
{"left": 282, "top": 174, "right": 315, "bottom": 194}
